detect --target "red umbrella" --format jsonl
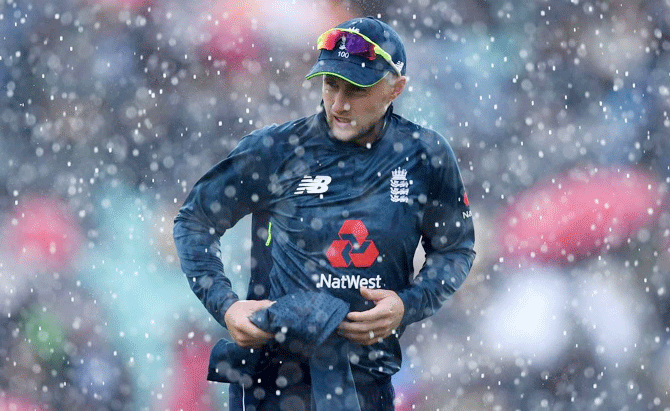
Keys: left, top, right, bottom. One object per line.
{"left": 502, "top": 166, "right": 667, "bottom": 263}
{"left": 4, "top": 196, "right": 83, "bottom": 271}
{"left": 0, "top": 395, "right": 47, "bottom": 411}
{"left": 198, "top": 1, "right": 266, "bottom": 70}
{"left": 169, "top": 335, "right": 215, "bottom": 411}
{"left": 87, "top": 0, "right": 153, "bottom": 12}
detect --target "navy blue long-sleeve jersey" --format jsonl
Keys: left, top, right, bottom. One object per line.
{"left": 173, "top": 105, "right": 475, "bottom": 379}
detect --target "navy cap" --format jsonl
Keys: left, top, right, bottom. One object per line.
{"left": 305, "top": 17, "right": 406, "bottom": 87}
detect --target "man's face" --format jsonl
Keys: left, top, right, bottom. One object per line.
{"left": 321, "top": 75, "right": 403, "bottom": 146}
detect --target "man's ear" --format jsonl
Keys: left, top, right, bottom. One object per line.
{"left": 390, "top": 76, "right": 407, "bottom": 101}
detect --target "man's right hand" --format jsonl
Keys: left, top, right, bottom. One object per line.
{"left": 224, "top": 300, "right": 275, "bottom": 348}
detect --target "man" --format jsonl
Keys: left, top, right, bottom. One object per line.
{"left": 173, "top": 17, "right": 475, "bottom": 411}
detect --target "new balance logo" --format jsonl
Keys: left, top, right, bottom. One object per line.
{"left": 294, "top": 176, "right": 332, "bottom": 195}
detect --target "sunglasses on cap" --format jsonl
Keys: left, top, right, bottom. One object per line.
{"left": 316, "top": 28, "right": 402, "bottom": 77}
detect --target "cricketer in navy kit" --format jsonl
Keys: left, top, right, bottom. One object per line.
{"left": 174, "top": 16, "right": 475, "bottom": 411}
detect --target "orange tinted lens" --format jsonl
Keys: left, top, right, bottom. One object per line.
{"left": 319, "top": 29, "right": 343, "bottom": 50}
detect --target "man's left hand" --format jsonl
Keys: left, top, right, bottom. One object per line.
{"left": 336, "top": 288, "right": 405, "bottom": 346}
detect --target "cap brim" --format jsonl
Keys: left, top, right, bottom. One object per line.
{"left": 305, "top": 57, "right": 388, "bottom": 88}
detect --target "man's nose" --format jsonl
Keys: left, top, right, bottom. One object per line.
{"left": 331, "top": 90, "right": 351, "bottom": 113}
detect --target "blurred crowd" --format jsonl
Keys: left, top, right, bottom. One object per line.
{"left": 1, "top": 0, "right": 669, "bottom": 410}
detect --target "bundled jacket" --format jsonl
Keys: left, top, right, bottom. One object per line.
{"left": 207, "top": 291, "right": 359, "bottom": 410}
{"left": 173, "top": 105, "right": 476, "bottom": 396}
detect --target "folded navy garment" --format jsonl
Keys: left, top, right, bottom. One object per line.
{"left": 206, "top": 339, "right": 263, "bottom": 388}
{"left": 208, "top": 290, "right": 361, "bottom": 411}
{"left": 249, "top": 291, "right": 348, "bottom": 348}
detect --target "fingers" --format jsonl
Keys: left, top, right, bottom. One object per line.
{"left": 337, "top": 321, "right": 396, "bottom": 345}
{"left": 337, "top": 324, "right": 387, "bottom": 346}
{"left": 224, "top": 300, "right": 275, "bottom": 348}
{"left": 347, "top": 291, "right": 403, "bottom": 322}
{"left": 256, "top": 299, "right": 276, "bottom": 309}
{"left": 231, "top": 319, "right": 274, "bottom": 348}
{"left": 346, "top": 304, "right": 384, "bottom": 322}
{"left": 359, "top": 287, "right": 392, "bottom": 303}
{"left": 337, "top": 318, "right": 394, "bottom": 342}
{"left": 337, "top": 289, "right": 405, "bottom": 346}
{"left": 337, "top": 311, "right": 398, "bottom": 345}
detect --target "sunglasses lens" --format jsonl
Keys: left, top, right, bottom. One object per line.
{"left": 317, "top": 29, "right": 388, "bottom": 65}
{"left": 343, "top": 34, "right": 369, "bottom": 54}
{"left": 320, "top": 30, "right": 342, "bottom": 50}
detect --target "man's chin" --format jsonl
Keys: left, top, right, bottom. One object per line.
{"left": 330, "top": 128, "right": 357, "bottom": 142}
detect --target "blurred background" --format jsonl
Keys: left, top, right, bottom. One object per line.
{"left": 1, "top": 0, "right": 669, "bottom": 409}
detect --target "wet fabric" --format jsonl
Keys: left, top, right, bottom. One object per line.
{"left": 228, "top": 362, "right": 395, "bottom": 411}
{"left": 208, "top": 291, "right": 360, "bottom": 410}
{"left": 174, "top": 106, "right": 475, "bottom": 380}
{"left": 174, "top": 104, "right": 476, "bottom": 403}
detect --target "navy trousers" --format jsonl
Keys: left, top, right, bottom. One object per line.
{"left": 228, "top": 353, "right": 395, "bottom": 411}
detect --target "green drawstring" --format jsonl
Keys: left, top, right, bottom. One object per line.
{"left": 265, "top": 222, "right": 272, "bottom": 246}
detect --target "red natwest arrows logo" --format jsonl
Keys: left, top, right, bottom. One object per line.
{"left": 326, "top": 220, "right": 379, "bottom": 268}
